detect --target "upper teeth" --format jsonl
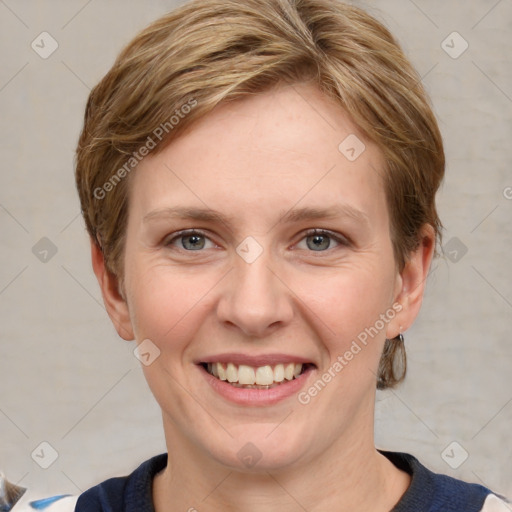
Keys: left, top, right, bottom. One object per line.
{"left": 207, "top": 362, "right": 303, "bottom": 385}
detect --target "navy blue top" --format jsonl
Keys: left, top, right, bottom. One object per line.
{"left": 75, "top": 451, "right": 499, "bottom": 511}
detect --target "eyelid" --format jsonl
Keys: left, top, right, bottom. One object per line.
{"left": 164, "top": 229, "right": 216, "bottom": 248}
{"left": 298, "top": 228, "right": 350, "bottom": 248}
{"left": 164, "top": 228, "right": 350, "bottom": 251}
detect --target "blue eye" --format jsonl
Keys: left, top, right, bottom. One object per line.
{"left": 297, "top": 229, "right": 347, "bottom": 252}
{"left": 165, "top": 229, "right": 348, "bottom": 253}
{"left": 166, "top": 230, "right": 214, "bottom": 251}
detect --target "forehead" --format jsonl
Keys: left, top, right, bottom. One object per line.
{"left": 129, "top": 82, "right": 387, "bottom": 230}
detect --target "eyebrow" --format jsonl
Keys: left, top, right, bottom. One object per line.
{"left": 143, "top": 206, "right": 235, "bottom": 225}
{"left": 142, "top": 205, "right": 370, "bottom": 228}
{"left": 279, "top": 205, "right": 369, "bottom": 226}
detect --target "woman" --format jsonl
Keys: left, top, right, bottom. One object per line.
{"left": 65, "top": 0, "right": 509, "bottom": 510}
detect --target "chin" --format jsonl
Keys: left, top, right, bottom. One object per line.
{"left": 204, "top": 427, "right": 309, "bottom": 473}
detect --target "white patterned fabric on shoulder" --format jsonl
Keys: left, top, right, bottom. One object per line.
{"left": 15, "top": 495, "right": 78, "bottom": 511}
{"left": 0, "top": 473, "right": 77, "bottom": 512}
{"left": 0, "top": 472, "right": 25, "bottom": 512}
{"left": 12, "top": 493, "right": 78, "bottom": 512}
{"left": 481, "top": 493, "right": 512, "bottom": 512}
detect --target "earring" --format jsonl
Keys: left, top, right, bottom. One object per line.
{"left": 393, "top": 333, "right": 404, "bottom": 343}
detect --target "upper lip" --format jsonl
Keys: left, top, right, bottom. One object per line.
{"left": 196, "top": 353, "right": 316, "bottom": 367}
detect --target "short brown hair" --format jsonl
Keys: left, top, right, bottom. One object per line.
{"left": 75, "top": 0, "right": 445, "bottom": 389}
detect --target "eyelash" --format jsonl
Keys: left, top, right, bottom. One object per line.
{"left": 164, "top": 229, "right": 349, "bottom": 253}
{"left": 298, "top": 229, "right": 350, "bottom": 251}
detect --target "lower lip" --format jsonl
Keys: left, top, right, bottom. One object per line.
{"left": 198, "top": 364, "right": 316, "bottom": 406}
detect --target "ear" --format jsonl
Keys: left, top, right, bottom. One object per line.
{"left": 90, "top": 238, "right": 135, "bottom": 341}
{"left": 386, "top": 224, "right": 436, "bottom": 339}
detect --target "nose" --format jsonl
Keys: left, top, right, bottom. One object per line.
{"left": 216, "top": 249, "right": 294, "bottom": 338}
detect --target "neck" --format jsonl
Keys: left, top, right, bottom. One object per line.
{"left": 153, "top": 421, "right": 410, "bottom": 512}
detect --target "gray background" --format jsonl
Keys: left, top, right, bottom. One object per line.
{"left": 0, "top": 0, "right": 511, "bottom": 500}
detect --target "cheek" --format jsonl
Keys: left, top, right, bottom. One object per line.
{"left": 125, "top": 266, "right": 215, "bottom": 405}
{"left": 126, "top": 263, "right": 216, "bottom": 344}
{"left": 296, "top": 264, "right": 395, "bottom": 357}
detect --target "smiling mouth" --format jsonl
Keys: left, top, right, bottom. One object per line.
{"left": 199, "top": 362, "right": 315, "bottom": 389}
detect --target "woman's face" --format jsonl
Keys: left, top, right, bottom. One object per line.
{"left": 105, "top": 82, "right": 427, "bottom": 471}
